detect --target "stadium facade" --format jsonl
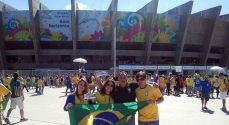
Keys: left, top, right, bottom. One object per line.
{"left": 0, "top": 0, "right": 229, "bottom": 76}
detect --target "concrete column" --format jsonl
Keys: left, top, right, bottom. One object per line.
{"left": 29, "top": 0, "right": 40, "bottom": 68}
{"left": 137, "top": 0, "right": 158, "bottom": 65}
{"left": 71, "top": 0, "right": 78, "bottom": 69}
{"left": 191, "top": 6, "right": 222, "bottom": 65}
{"left": 162, "top": 1, "right": 193, "bottom": 65}
{"left": 110, "top": 0, "right": 118, "bottom": 67}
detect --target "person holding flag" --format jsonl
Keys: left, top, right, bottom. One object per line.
{"left": 64, "top": 79, "right": 93, "bottom": 111}
{"left": 135, "top": 71, "right": 164, "bottom": 125}
{"left": 95, "top": 80, "right": 115, "bottom": 104}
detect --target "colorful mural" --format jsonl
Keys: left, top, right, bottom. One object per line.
{"left": 152, "top": 14, "right": 180, "bottom": 43}
{"left": 39, "top": 10, "right": 72, "bottom": 41}
{"left": 2, "top": 11, "right": 33, "bottom": 41}
{"left": 78, "top": 11, "right": 111, "bottom": 41}
{"left": 116, "top": 12, "right": 146, "bottom": 42}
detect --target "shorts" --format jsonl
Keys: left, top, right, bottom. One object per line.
{"left": 66, "top": 84, "right": 72, "bottom": 90}
{"left": 201, "top": 93, "right": 209, "bottom": 101}
{"left": 187, "top": 86, "right": 192, "bottom": 92}
{"left": 10, "top": 97, "right": 24, "bottom": 109}
{"left": 160, "top": 84, "right": 165, "bottom": 88}
{"left": 220, "top": 92, "right": 227, "bottom": 99}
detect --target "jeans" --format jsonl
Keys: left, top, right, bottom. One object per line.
{"left": 138, "top": 120, "right": 159, "bottom": 125}
{"left": 38, "top": 86, "right": 42, "bottom": 94}
{"left": 126, "top": 115, "right": 135, "bottom": 125}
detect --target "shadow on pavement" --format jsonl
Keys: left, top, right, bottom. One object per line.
{"left": 29, "top": 94, "right": 39, "bottom": 97}
{"left": 59, "top": 95, "right": 67, "bottom": 98}
{"left": 203, "top": 109, "right": 214, "bottom": 114}
{"left": 3, "top": 121, "right": 20, "bottom": 125}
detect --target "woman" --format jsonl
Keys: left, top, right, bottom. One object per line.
{"left": 95, "top": 80, "right": 115, "bottom": 104}
{"left": 55, "top": 76, "right": 60, "bottom": 88}
{"left": 37, "top": 76, "right": 44, "bottom": 95}
{"left": 63, "top": 79, "right": 91, "bottom": 111}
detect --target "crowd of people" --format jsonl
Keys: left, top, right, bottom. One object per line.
{"left": 1, "top": 71, "right": 229, "bottom": 125}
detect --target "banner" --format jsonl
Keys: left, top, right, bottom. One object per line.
{"left": 2, "top": 11, "right": 33, "bottom": 41}
{"left": 116, "top": 12, "right": 146, "bottom": 42}
{"left": 68, "top": 101, "right": 147, "bottom": 125}
{"left": 39, "top": 10, "right": 72, "bottom": 41}
{"left": 152, "top": 14, "right": 180, "bottom": 43}
{"left": 78, "top": 11, "right": 111, "bottom": 41}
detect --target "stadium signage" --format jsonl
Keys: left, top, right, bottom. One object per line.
{"left": 183, "top": 66, "right": 194, "bottom": 70}
{"left": 158, "top": 66, "right": 170, "bottom": 69}
{"left": 195, "top": 66, "right": 206, "bottom": 70}
{"left": 119, "top": 66, "right": 131, "bottom": 69}
{"left": 132, "top": 66, "right": 145, "bottom": 69}
{"left": 144, "top": 66, "right": 157, "bottom": 70}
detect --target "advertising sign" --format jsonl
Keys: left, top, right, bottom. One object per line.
{"left": 39, "top": 10, "right": 72, "bottom": 41}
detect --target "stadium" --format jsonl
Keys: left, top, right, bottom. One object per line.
{"left": 0, "top": 0, "right": 229, "bottom": 76}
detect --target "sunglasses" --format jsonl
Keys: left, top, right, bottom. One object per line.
{"left": 137, "top": 78, "right": 145, "bottom": 82}
{"left": 106, "top": 83, "right": 113, "bottom": 87}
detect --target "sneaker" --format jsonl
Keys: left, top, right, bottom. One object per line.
{"left": 20, "top": 118, "right": 28, "bottom": 122}
{"left": 204, "top": 107, "right": 208, "bottom": 110}
{"left": 5, "top": 118, "right": 11, "bottom": 124}
{"left": 221, "top": 107, "right": 227, "bottom": 111}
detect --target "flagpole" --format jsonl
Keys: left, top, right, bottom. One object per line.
{"left": 114, "top": 27, "right": 116, "bottom": 77}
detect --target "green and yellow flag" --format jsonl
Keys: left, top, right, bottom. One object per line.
{"left": 68, "top": 101, "right": 147, "bottom": 125}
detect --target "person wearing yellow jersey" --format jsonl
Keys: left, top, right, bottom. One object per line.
{"left": 208, "top": 75, "right": 215, "bottom": 98}
{"left": 185, "top": 76, "right": 193, "bottom": 97}
{"left": 159, "top": 75, "right": 166, "bottom": 94}
{"left": 0, "top": 84, "right": 11, "bottom": 125}
{"left": 170, "top": 75, "right": 176, "bottom": 95}
{"left": 60, "top": 75, "right": 65, "bottom": 87}
{"left": 64, "top": 79, "right": 93, "bottom": 111}
{"left": 37, "top": 76, "right": 44, "bottom": 95}
{"left": 71, "top": 74, "right": 78, "bottom": 91}
{"left": 135, "top": 71, "right": 164, "bottom": 124}
{"left": 217, "top": 73, "right": 229, "bottom": 111}
{"left": 20, "top": 76, "right": 29, "bottom": 92}
{"left": 31, "top": 76, "right": 35, "bottom": 89}
{"left": 127, "top": 75, "right": 132, "bottom": 83}
{"left": 89, "top": 73, "right": 95, "bottom": 94}
{"left": 95, "top": 80, "right": 115, "bottom": 104}
{"left": 3, "top": 75, "right": 11, "bottom": 89}
{"left": 55, "top": 76, "right": 60, "bottom": 88}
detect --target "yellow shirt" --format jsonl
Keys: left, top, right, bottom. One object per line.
{"left": 171, "top": 77, "right": 176, "bottom": 86}
{"left": 71, "top": 76, "right": 78, "bottom": 84}
{"left": 0, "top": 84, "right": 10, "bottom": 110}
{"left": 95, "top": 92, "right": 114, "bottom": 104}
{"left": 19, "top": 77, "right": 25, "bottom": 85}
{"left": 218, "top": 78, "right": 228, "bottom": 92}
{"left": 90, "top": 76, "right": 95, "bottom": 86}
{"left": 136, "top": 84, "right": 162, "bottom": 122}
{"left": 159, "top": 77, "right": 166, "bottom": 85}
{"left": 55, "top": 78, "right": 59, "bottom": 83}
{"left": 31, "top": 77, "right": 35, "bottom": 82}
{"left": 209, "top": 78, "right": 214, "bottom": 85}
{"left": 75, "top": 95, "right": 89, "bottom": 104}
{"left": 127, "top": 77, "right": 132, "bottom": 83}
{"left": 37, "top": 79, "right": 44, "bottom": 86}
{"left": 3, "top": 77, "right": 11, "bottom": 87}
{"left": 186, "top": 78, "right": 193, "bottom": 86}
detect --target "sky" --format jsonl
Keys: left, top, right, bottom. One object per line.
{"left": 1, "top": 0, "right": 229, "bottom": 15}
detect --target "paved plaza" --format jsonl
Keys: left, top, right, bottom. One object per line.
{"left": 2, "top": 87, "right": 229, "bottom": 125}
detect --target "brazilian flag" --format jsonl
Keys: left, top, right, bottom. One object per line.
{"left": 68, "top": 101, "right": 147, "bottom": 125}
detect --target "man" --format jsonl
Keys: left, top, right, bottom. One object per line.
{"left": 0, "top": 83, "right": 11, "bottom": 125}
{"left": 5, "top": 72, "right": 27, "bottom": 124}
{"left": 217, "top": 73, "right": 229, "bottom": 111}
{"left": 175, "top": 75, "right": 181, "bottom": 96}
{"left": 49, "top": 75, "right": 54, "bottom": 88}
{"left": 96, "top": 71, "right": 139, "bottom": 125}
{"left": 159, "top": 75, "right": 166, "bottom": 94}
{"left": 200, "top": 75, "right": 211, "bottom": 111}
{"left": 135, "top": 71, "right": 164, "bottom": 125}
{"left": 185, "top": 75, "right": 194, "bottom": 97}
{"left": 65, "top": 73, "right": 72, "bottom": 96}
